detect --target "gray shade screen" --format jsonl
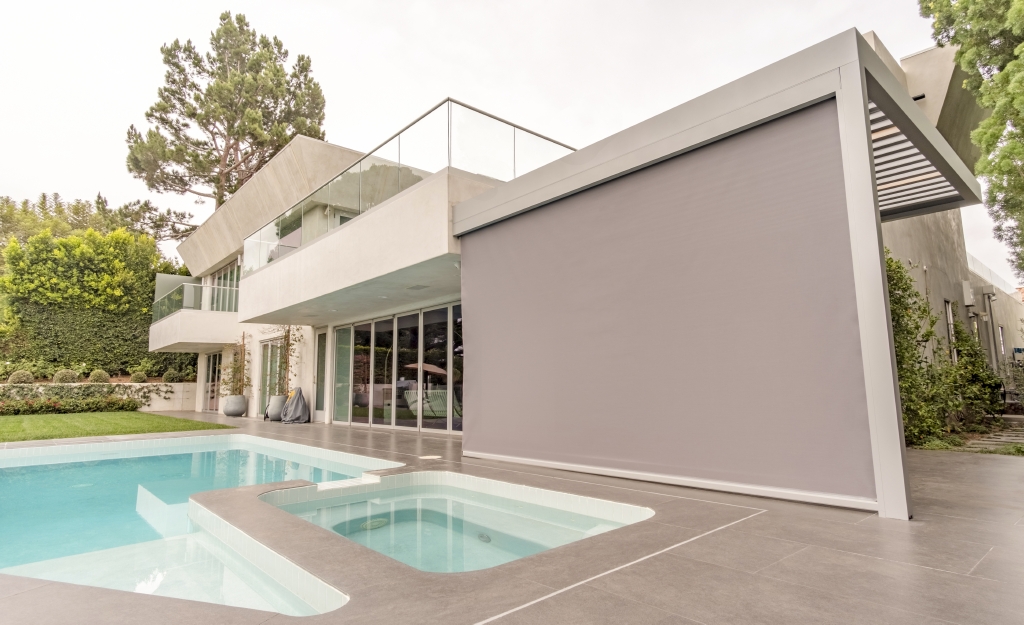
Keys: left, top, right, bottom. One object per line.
{"left": 460, "top": 99, "right": 877, "bottom": 500}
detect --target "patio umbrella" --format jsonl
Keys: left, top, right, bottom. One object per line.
{"left": 404, "top": 363, "right": 447, "bottom": 376}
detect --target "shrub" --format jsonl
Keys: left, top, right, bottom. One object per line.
{"left": 0, "top": 396, "right": 140, "bottom": 415}
{"left": 52, "top": 369, "right": 80, "bottom": 384}
{"left": 129, "top": 371, "right": 147, "bottom": 383}
{"left": 88, "top": 369, "right": 111, "bottom": 384}
{"left": 163, "top": 369, "right": 183, "bottom": 383}
{"left": 6, "top": 370, "right": 34, "bottom": 384}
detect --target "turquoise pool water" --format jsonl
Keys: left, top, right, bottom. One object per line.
{"left": 279, "top": 483, "right": 632, "bottom": 572}
{"left": 0, "top": 436, "right": 396, "bottom": 614}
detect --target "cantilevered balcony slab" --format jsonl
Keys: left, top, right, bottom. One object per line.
{"left": 238, "top": 168, "right": 496, "bottom": 326}
{"left": 149, "top": 310, "right": 239, "bottom": 353}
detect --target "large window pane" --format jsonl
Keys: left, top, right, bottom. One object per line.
{"left": 450, "top": 102, "right": 514, "bottom": 182}
{"left": 452, "top": 304, "right": 463, "bottom": 431}
{"left": 373, "top": 318, "right": 394, "bottom": 426}
{"left": 422, "top": 307, "right": 449, "bottom": 430}
{"left": 352, "top": 323, "right": 372, "bottom": 424}
{"left": 333, "top": 327, "right": 352, "bottom": 423}
{"left": 395, "top": 314, "right": 419, "bottom": 428}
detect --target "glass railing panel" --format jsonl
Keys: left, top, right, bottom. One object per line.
{"left": 360, "top": 137, "right": 401, "bottom": 212}
{"left": 239, "top": 99, "right": 574, "bottom": 276}
{"left": 450, "top": 102, "right": 514, "bottom": 182}
{"left": 152, "top": 284, "right": 239, "bottom": 324}
{"left": 514, "top": 127, "right": 574, "bottom": 177}
{"left": 399, "top": 102, "right": 449, "bottom": 192}
{"left": 276, "top": 209, "right": 302, "bottom": 252}
{"left": 300, "top": 185, "right": 332, "bottom": 245}
{"left": 327, "top": 168, "right": 361, "bottom": 231}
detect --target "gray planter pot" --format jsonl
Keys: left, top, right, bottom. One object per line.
{"left": 266, "top": 395, "right": 287, "bottom": 421}
{"left": 223, "top": 395, "right": 247, "bottom": 417}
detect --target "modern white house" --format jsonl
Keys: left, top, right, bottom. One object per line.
{"left": 151, "top": 29, "right": 1017, "bottom": 521}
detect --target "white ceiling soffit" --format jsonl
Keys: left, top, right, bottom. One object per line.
{"left": 869, "top": 100, "right": 962, "bottom": 217}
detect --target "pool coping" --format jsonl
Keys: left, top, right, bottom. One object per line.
{"left": 188, "top": 460, "right": 687, "bottom": 623}
{"left": 0, "top": 429, "right": 722, "bottom": 623}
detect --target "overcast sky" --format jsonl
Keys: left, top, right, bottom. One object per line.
{"left": 1, "top": 0, "right": 1016, "bottom": 286}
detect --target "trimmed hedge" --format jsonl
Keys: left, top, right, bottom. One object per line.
{"left": 88, "top": 369, "right": 110, "bottom": 383}
{"left": 0, "top": 396, "right": 140, "bottom": 415}
{"left": 7, "top": 370, "right": 34, "bottom": 384}
{"left": 130, "top": 371, "right": 147, "bottom": 383}
{"left": 52, "top": 369, "right": 79, "bottom": 384}
{"left": 0, "top": 301, "right": 196, "bottom": 377}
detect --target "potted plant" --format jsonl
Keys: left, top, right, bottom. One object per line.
{"left": 221, "top": 334, "right": 251, "bottom": 417}
{"left": 264, "top": 325, "right": 303, "bottom": 421}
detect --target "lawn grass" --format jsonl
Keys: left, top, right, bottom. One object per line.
{"left": 0, "top": 411, "right": 233, "bottom": 443}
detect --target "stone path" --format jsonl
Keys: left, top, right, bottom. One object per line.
{"left": 965, "top": 422, "right": 1024, "bottom": 450}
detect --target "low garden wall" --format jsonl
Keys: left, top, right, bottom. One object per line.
{"left": 0, "top": 383, "right": 196, "bottom": 415}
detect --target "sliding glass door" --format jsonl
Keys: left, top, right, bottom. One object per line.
{"left": 396, "top": 313, "right": 420, "bottom": 428}
{"left": 204, "top": 353, "right": 222, "bottom": 412}
{"left": 331, "top": 302, "right": 460, "bottom": 431}
{"left": 333, "top": 327, "right": 352, "bottom": 423}
{"left": 372, "top": 318, "right": 394, "bottom": 426}
{"left": 259, "top": 341, "right": 282, "bottom": 416}
{"left": 352, "top": 323, "right": 372, "bottom": 424}
{"left": 421, "top": 307, "right": 449, "bottom": 430}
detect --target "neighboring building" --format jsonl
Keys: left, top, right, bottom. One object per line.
{"left": 872, "top": 36, "right": 1024, "bottom": 369}
{"left": 151, "top": 29, "right": 987, "bottom": 520}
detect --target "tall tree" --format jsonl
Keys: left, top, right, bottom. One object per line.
{"left": 0, "top": 193, "right": 195, "bottom": 266}
{"left": 126, "top": 11, "right": 326, "bottom": 208}
{"left": 920, "top": 0, "right": 1024, "bottom": 276}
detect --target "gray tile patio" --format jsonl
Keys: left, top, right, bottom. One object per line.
{"left": 2, "top": 410, "right": 1023, "bottom": 624}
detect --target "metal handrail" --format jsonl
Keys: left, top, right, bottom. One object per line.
{"left": 243, "top": 98, "right": 575, "bottom": 242}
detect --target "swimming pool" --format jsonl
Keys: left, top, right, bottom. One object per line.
{"left": 264, "top": 471, "right": 654, "bottom": 573}
{"left": 0, "top": 434, "right": 402, "bottom": 615}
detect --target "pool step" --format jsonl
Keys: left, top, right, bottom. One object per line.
{"left": 317, "top": 474, "right": 382, "bottom": 492}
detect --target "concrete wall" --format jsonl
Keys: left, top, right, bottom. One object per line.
{"left": 137, "top": 383, "right": 197, "bottom": 412}
{"left": 177, "top": 136, "right": 362, "bottom": 277}
{"left": 238, "top": 168, "right": 495, "bottom": 327}
{"left": 969, "top": 273, "right": 1024, "bottom": 367}
{"left": 149, "top": 310, "right": 240, "bottom": 353}
{"left": 881, "top": 210, "right": 971, "bottom": 357}
{"left": 900, "top": 45, "right": 989, "bottom": 171}
{"left": 191, "top": 323, "right": 320, "bottom": 420}
{"left": 460, "top": 100, "right": 879, "bottom": 502}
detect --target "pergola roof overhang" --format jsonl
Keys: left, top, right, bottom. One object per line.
{"left": 453, "top": 29, "right": 981, "bottom": 235}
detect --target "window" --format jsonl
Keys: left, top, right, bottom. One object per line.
{"left": 945, "top": 300, "right": 957, "bottom": 363}
{"left": 204, "top": 260, "right": 239, "bottom": 312}
{"left": 999, "top": 326, "right": 1006, "bottom": 356}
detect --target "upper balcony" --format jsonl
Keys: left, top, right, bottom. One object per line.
{"left": 237, "top": 99, "right": 574, "bottom": 326}
{"left": 149, "top": 282, "right": 240, "bottom": 352}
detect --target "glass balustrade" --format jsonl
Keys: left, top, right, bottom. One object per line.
{"left": 151, "top": 284, "right": 239, "bottom": 324}
{"left": 241, "top": 99, "right": 574, "bottom": 276}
